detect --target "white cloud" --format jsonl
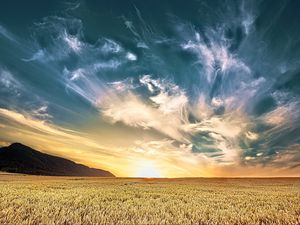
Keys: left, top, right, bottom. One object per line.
{"left": 99, "top": 74, "right": 251, "bottom": 164}
{"left": 126, "top": 52, "right": 137, "bottom": 61}
{"left": 22, "top": 49, "right": 46, "bottom": 62}
{"left": 101, "top": 39, "right": 122, "bottom": 53}
{"left": 0, "top": 69, "right": 22, "bottom": 97}
{"left": 63, "top": 30, "right": 82, "bottom": 52}
{"left": 181, "top": 32, "right": 250, "bottom": 83}
{"left": 150, "top": 92, "right": 188, "bottom": 114}
{"left": 182, "top": 40, "right": 215, "bottom": 82}
{"left": 0, "top": 69, "right": 19, "bottom": 89}
{"left": 68, "top": 68, "right": 85, "bottom": 81}
{"left": 98, "top": 75, "right": 193, "bottom": 142}
{"left": 137, "top": 42, "right": 149, "bottom": 49}
{"left": 109, "top": 78, "right": 136, "bottom": 92}
{"left": 142, "top": 75, "right": 188, "bottom": 115}
{"left": 64, "top": 68, "right": 105, "bottom": 106}
{"left": 31, "top": 105, "right": 53, "bottom": 120}
{"left": 100, "top": 92, "right": 188, "bottom": 142}
{"left": 93, "top": 60, "right": 122, "bottom": 71}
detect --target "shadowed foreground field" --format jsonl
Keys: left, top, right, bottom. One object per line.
{"left": 0, "top": 174, "right": 300, "bottom": 225}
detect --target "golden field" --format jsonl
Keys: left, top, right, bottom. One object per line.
{"left": 0, "top": 174, "right": 299, "bottom": 225}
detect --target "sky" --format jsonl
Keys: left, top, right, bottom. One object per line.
{"left": 0, "top": 0, "right": 300, "bottom": 177}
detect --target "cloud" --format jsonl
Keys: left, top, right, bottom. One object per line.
{"left": 126, "top": 52, "right": 137, "bottom": 61}
{"left": 98, "top": 71, "right": 299, "bottom": 167}
{"left": 93, "top": 60, "right": 122, "bottom": 71}
{"left": 99, "top": 75, "right": 191, "bottom": 142}
{"left": 269, "top": 144, "right": 300, "bottom": 169}
{"left": 63, "top": 30, "right": 82, "bottom": 52}
{"left": 0, "top": 69, "right": 24, "bottom": 106}
{"left": 65, "top": 69, "right": 193, "bottom": 144}
{"left": 109, "top": 78, "right": 136, "bottom": 92}
{"left": 0, "top": 108, "right": 124, "bottom": 174}
{"left": 22, "top": 50, "right": 46, "bottom": 62}
{"left": 130, "top": 139, "right": 212, "bottom": 177}
{"left": 101, "top": 92, "right": 189, "bottom": 142}
{"left": 101, "top": 39, "right": 123, "bottom": 53}
{"left": 181, "top": 33, "right": 250, "bottom": 83}
{"left": 0, "top": 108, "right": 210, "bottom": 177}
{"left": 0, "top": 108, "right": 75, "bottom": 138}
{"left": 150, "top": 92, "right": 187, "bottom": 114}
{"left": 140, "top": 75, "right": 188, "bottom": 114}
{"left": 31, "top": 105, "right": 53, "bottom": 120}
{"left": 263, "top": 101, "right": 299, "bottom": 126}
{"left": 0, "top": 68, "right": 21, "bottom": 91}
{"left": 0, "top": 24, "right": 16, "bottom": 42}
{"left": 245, "top": 131, "right": 258, "bottom": 140}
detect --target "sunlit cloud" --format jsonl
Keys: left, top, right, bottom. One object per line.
{"left": 100, "top": 91, "right": 189, "bottom": 143}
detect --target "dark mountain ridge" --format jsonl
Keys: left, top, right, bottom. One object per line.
{"left": 0, "top": 143, "right": 114, "bottom": 177}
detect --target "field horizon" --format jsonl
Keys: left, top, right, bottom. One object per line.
{"left": 2, "top": 171, "right": 300, "bottom": 179}
{"left": 1, "top": 173, "right": 300, "bottom": 225}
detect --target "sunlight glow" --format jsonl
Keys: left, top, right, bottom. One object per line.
{"left": 136, "top": 161, "right": 161, "bottom": 178}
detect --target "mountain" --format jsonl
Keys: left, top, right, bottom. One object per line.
{"left": 0, "top": 143, "right": 115, "bottom": 177}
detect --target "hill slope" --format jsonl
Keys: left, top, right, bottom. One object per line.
{"left": 0, "top": 143, "right": 114, "bottom": 177}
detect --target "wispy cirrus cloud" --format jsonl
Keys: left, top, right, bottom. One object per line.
{"left": 0, "top": 68, "right": 21, "bottom": 94}
{"left": 0, "top": 24, "right": 16, "bottom": 42}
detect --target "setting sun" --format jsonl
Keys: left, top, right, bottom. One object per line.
{"left": 136, "top": 161, "right": 161, "bottom": 178}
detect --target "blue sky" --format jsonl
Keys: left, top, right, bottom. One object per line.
{"left": 0, "top": 0, "right": 300, "bottom": 177}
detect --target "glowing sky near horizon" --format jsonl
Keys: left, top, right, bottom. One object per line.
{"left": 0, "top": 0, "right": 300, "bottom": 177}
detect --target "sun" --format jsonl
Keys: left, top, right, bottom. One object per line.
{"left": 136, "top": 160, "right": 161, "bottom": 178}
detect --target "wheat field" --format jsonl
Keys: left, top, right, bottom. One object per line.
{"left": 0, "top": 174, "right": 299, "bottom": 225}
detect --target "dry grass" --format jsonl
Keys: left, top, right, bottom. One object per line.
{"left": 0, "top": 174, "right": 299, "bottom": 225}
